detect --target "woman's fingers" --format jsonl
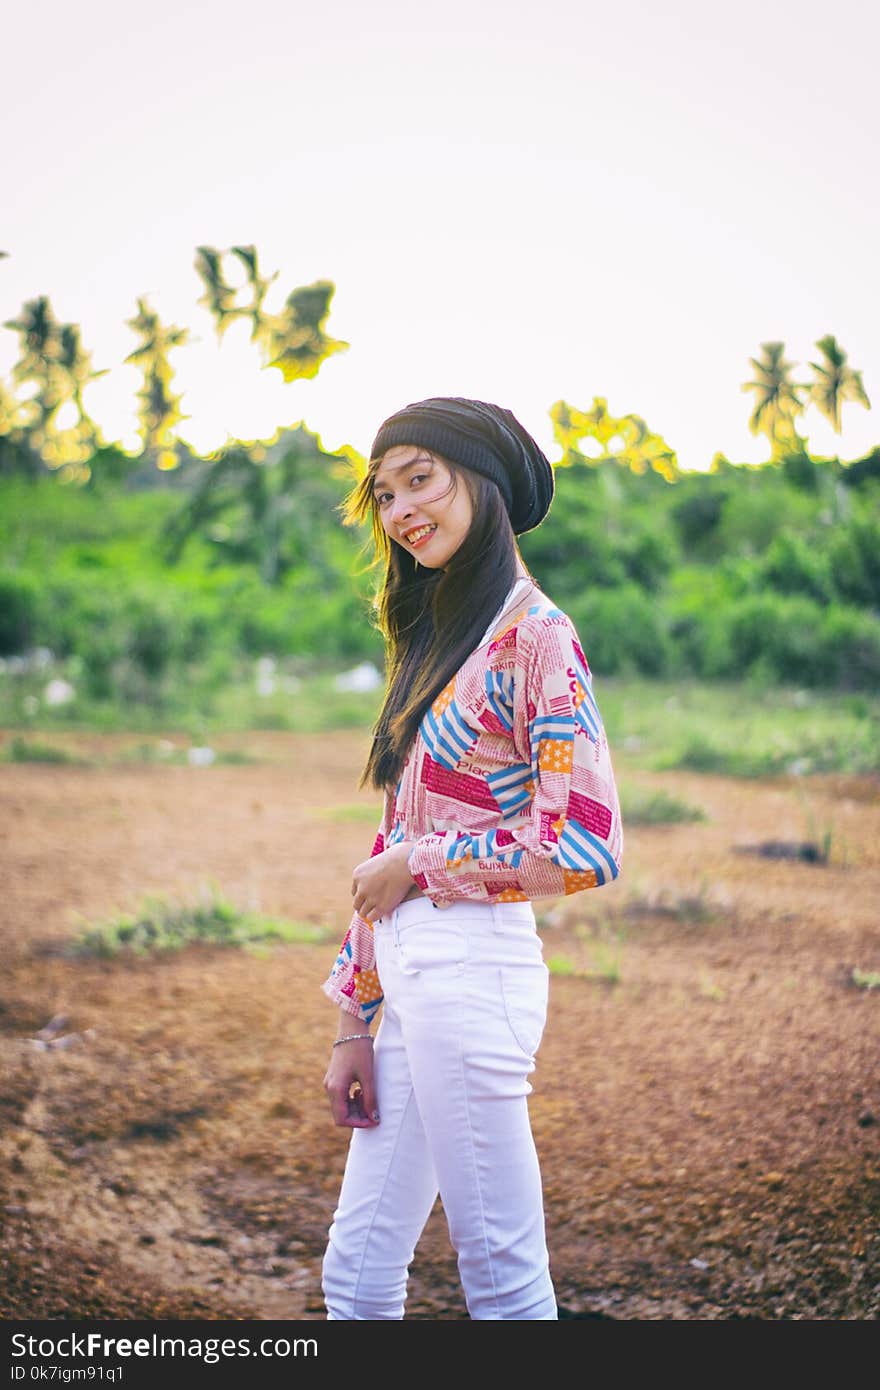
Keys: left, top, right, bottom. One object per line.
{"left": 327, "top": 1094, "right": 348, "bottom": 1125}
{"left": 359, "top": 1068, "right": 379, "bottom": 1125}
{"left": 341, "top": 1083, "right": 378, "bottom": 1128}
{"left": 352, "top": 894, "right": 378, "bottom": 923}
{"left": 345, "top": 1085, "right": 370, "bottom": 1126}
{"left": 324, "top": 1047, "right": 380, "bottom": 1128}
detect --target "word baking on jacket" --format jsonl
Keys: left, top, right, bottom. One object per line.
{"left": 322, "top": 597, "right": 624, "bottom": 1024}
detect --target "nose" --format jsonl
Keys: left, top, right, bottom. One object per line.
{"left": 389, "top": 494, "right": 415, "bottom": 529}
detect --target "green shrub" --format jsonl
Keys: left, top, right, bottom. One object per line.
{"left": 568, "top": 584, "right": 674, "bottom": 677}
{"left": 0, "top": 572, "right": 39, "bottom": 654}
{"left": 671, "top": 487, "right": 727, "bottom": 555}
{"left": 620, "top": 786, "right": 707, "bottom": 824}
{"left": 828, "top": 518, "right": 880, "bottom": 608}
{"left": 619, "top": 526, "right": 679, "bottom": 590}
{"left": 715, "top": 478, "right": 819, "bottom": 559}
{"left": 759, "top": 533, "right": 833, "bottom": 603}
{"left": 1, "top": 736, "right": 82, "bottom": 764}
{"left": 703, "top": 593, "right": 826, "bottom": 686}
{"left": 520, "top": 467, "right": 629, "bottom": 596}
{"left": 819, "top": 606, "right": 880, "bottom": 690}
{"left": 80, "top": 633, "right": 124, "bottom": 700}
{"left": 662, "top": 736, "right": 790, "bottom": 779}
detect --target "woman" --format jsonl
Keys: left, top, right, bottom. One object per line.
{"left": 321, "top": 396, "right": 623, "bottom": 1320}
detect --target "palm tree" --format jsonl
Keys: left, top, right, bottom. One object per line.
{"left": 194, "top": 246, "right": 242, "bottom": 340}
{"left": 230, "top": 244, "right": 279, "bottom": 340}
{"left": 0, "top": 378, "right": 38, "bottom": 478}
{"left": 124, "top": 298, "right": 189, "bottom": 470}
{"left": 0, "top": 378, "right": 20, "bottom": 434}
{"left": 3, "top": 296, "right": 107, "bottom": 479}
{"left": 55, "top": 323, "right": 108, "bottom": 453}
{"left": 4, "top": 296, "right": 64, "bottom": 438}
{"left": 261, "top": 280, "right": 348, "bottom": 383}
{"left": 194, "top": 244, "right": 348, "bottom": 385}
{"left": 195, "top": 243, "right": 280, "bottom": 345}
{"left": 741, "top": 341, "right": 807, "bottom": 455}
{"left": 806, "top": 334, "right": 871, "bottom": 433}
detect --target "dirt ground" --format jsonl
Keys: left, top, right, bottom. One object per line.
{"left": 1, "top": 729, "right": 877, "bottom": 1320}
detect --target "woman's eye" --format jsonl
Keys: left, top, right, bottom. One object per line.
{"left": 375, "top": 472, "right": 428, "bottom": 506}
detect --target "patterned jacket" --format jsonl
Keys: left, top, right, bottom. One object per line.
{"left": 321, "top": 585, "right": 624, "bottom": 1022}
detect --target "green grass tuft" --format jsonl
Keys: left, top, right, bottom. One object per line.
{"left": 620, "top": 785, "right": 707, "bottom": 824}
{"left": 547, "top": 955, "right": 577, "bottom": 976}
{"left": 1, "top": 736, "right": 86, "bottom": 765}
{"left": 657, "top": 735, "right": 793, "bottom": 779}
{"left": 851, "top": 968, "right": 880, "bottom": 991}
{"left": 68, "top": 889, "right": 332, "bottom": 958}
{"left": 547, "top": 948, "right": 622, "bottom": 984}
{"left": 315, "top": 802, "right": 384, "bottom": 823}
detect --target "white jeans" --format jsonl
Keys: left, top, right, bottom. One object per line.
{"left": 322, "top": 895, "right": 557, "bottom": 1320}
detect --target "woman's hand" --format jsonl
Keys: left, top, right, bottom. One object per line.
{"left": 351, "top": 839, "right": 417, "bottom": 923}
{"left": 323, "top": 1033, "right": 379, "bottom": 1128}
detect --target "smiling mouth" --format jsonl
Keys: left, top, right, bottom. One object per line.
{"left": 404, "top": 525, "right": 438, "bottom": 545}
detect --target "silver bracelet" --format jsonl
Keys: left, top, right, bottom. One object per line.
{"left": 333, "top": 1033, "right": 373, "bottom": 1047}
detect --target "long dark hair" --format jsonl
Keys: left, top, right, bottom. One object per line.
{"left": 341, "top": 451, "right": 522, "bottom": 791}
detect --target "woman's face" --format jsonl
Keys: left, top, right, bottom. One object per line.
{"left": 371, "top": 445, "right": 474, "bottom": 569}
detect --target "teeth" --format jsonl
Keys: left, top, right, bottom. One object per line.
{"left": 406, "top": 525, "right": 436, "bottom": 542}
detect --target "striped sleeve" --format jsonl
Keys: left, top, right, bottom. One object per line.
{"left": 320, "top": 789, "right": 391, "bottom": 1023}
{"left": 406, "top": 610, "right": 623, "bottom": 905}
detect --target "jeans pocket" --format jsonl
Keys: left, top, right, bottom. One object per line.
{"left": 500, "top": 961, "right": 549, "bottom": 1057}
{"left": 396, "top": 920, "right": 468, "bottom": 975}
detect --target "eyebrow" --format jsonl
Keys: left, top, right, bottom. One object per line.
{"left": 371, "top": 451, "right": 433, "bottom": 494}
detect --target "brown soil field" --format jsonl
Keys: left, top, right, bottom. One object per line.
{"left": 1, "top": 729, "right": 878, "bottom": 1320}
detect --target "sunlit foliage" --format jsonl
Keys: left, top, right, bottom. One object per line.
{"left": 2, "top": 295, "right": 107, "bottom": 482}
{"left": 194, "top": 244, "right": 348, "bottom": 382}
{"left": 741, "top": 341, "right": 805, "bottom": 454}
{"left": 549, "top": 396, "right": 679, "bottom": 481}
{"left": 807, "top": 334, "right": 871, "bottom": 434}
{"left": 123, "top": 298, "right": 189, "bottom": 471}
{"left": 741, "top": 337, "right": 871, "bottom": 462}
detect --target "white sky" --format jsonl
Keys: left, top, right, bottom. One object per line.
{"left": 2, "top": 0, "right": 878, "bottom": 470}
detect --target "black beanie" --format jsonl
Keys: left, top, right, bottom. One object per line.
{"left": 370, "top": 396, "right": 555, "bottom": 535}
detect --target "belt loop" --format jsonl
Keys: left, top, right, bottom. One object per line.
{"left": 490, "top": 900, "right": 504, "bottom": 933}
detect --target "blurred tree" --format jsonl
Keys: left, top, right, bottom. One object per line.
{"left": 806, "top": 334, "right": 871, "bottom": 434}
{"left": 0, "top": 378, "right": 24, "bottom": 438}
{"left": 160, "top": 423, "right": 354, "bottom": 585}
{"left": 0, "top": 382, "right": 41, "bottom": 478}
{"left": 742, "top": 337, "right": 871, "bottom": 464}
{"left": 671, "top": 485, "right": 728, "bottom": 554}
{"left": 549, "top": 396, "right": 679, "bottom": 481}
{"left": 124, "top": 297, "right": 189, "bottom": 472}
{"left": 839, "top": 444, "right": 880, "bottom": 490}
{"left": 230, "top": 243, "right": 279, "bottom": 339}
{"left": 0, "top": 364, "right": 39, "bottom": 477}
{"left": 2, "top": 295, "right": 108, "bottom": 482}
{"left": 262, "top": 281, "right": 348, "bottom": 383}
{"left": 194, "top": 244, "right": 348, "bottom": 382}
{"left": 741, "top": 341, "right": 806, "bottom": 457}
{"left": 194, "top": 245, "right": 242, "bottom": 339}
